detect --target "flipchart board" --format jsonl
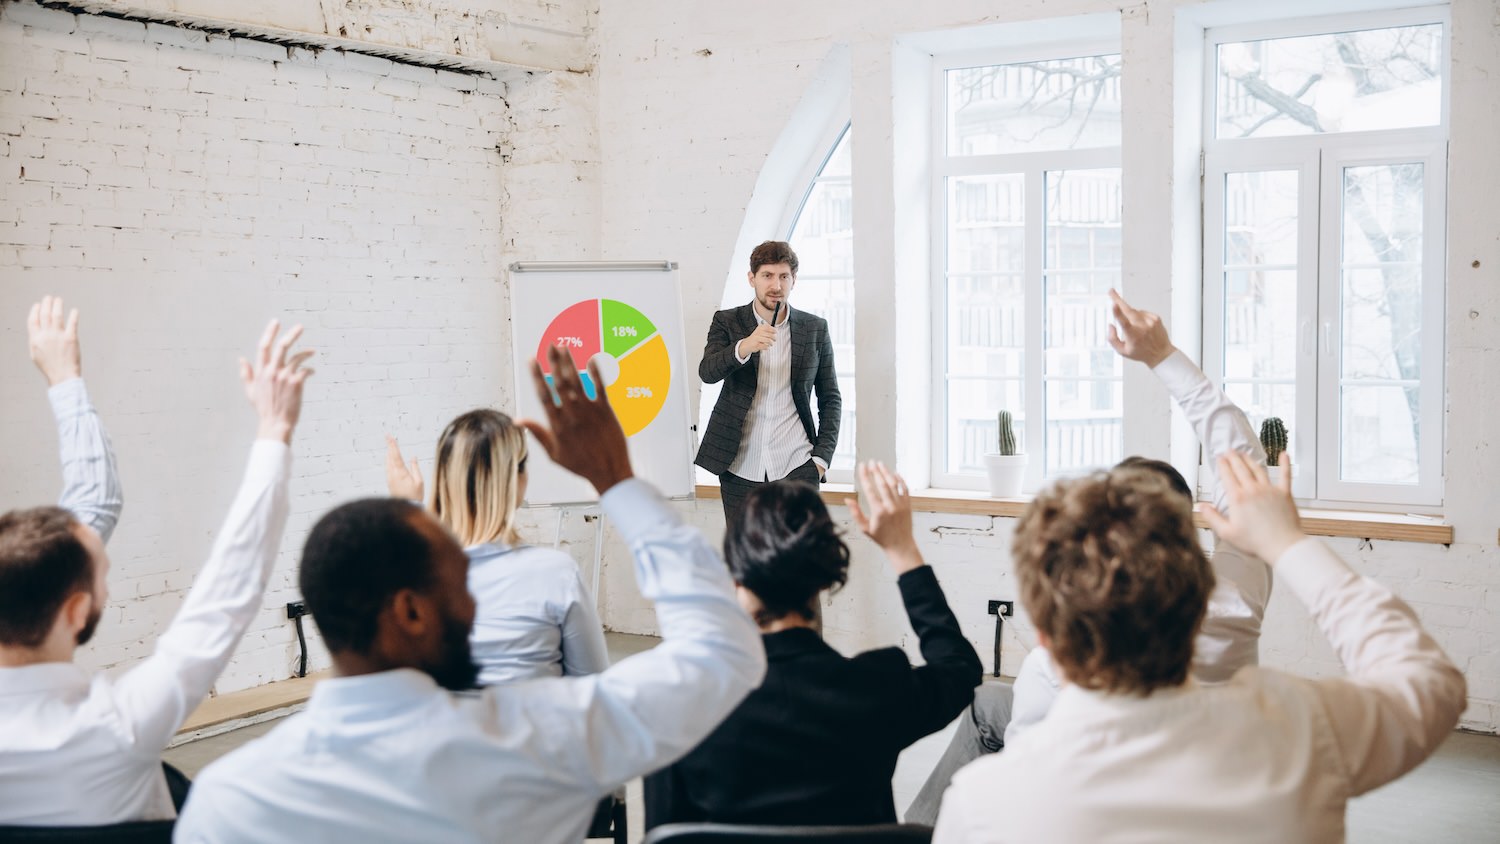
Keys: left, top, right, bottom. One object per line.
{"left": 509, "top": 262, "right": 696, "bottom": 505}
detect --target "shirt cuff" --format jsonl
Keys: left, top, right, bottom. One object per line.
{"left": 46, "top": 377, "right": 90, "bottom": 419}
{"left": 600, "top": 478, "right": 676, "bottom": 546}
{"left": 896, "top": 564, "right": 938, "bottom": 592}
{"left": 1150, "top": 348, "right": 1201, "bottom": 398}
{"left": 1269, "top": 537, "right": 1352, "bottom": 608}
{"left": 734, "top": 341, "right": 750, "bottom": 364}
{"left": 244, "top": 438, "right": 293, "bottom": 484}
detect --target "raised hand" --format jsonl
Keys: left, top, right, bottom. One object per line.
{"left": 238, "top": 320, "right": 313, "bottom": 445}
{"left": 517, "top": 345, "right": 633, "bottom": 495}
{"left": 27, "top": 295, "right": 82, "bottom": 386}
{"left": 1199, "top": 451, "right": 1305, "bottom": 564}
{"left": 385, "top": 435, "right": 424, "bottom": 501}
{"left": 1107, "top": 289, "right": 1175, "bottom": 368}
{"left": 848, "top": 461, "right": 924, "bottom": 574}
{"left": 739, "top": 323, "right": 777, "bottom": 356}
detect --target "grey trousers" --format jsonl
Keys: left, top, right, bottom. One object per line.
{"left": 904, "top": 681, "right": 1015, "bottom": 826}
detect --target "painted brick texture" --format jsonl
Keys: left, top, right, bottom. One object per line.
{"left": 0, "top": 1, "right": 568, "bottom": 694}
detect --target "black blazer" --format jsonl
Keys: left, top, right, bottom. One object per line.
{"left": 694, "top": 304, "right": 842, "bottom": 477}
{"left": 644, "top": 566, "right": 982, "bottom": 829}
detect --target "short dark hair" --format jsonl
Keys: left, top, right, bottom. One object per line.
{"left": 0, "top": 507, "right": 92, "bottom": 648}
{"left": 299, "top": 499, "right": 440, "bottom": 654}
{"left": 1115, "top": 456, "right": 1193, "bottom": 502}
{"left": 725, "top": 481, "right": 848, "bottom": 624}
{"left": 749, "top": 241, "right": 799, "bottom": 277}
{"left": 1013, "top": 468, "right": 1213, "bottom": 696}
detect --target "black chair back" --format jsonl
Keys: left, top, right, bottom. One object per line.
{"left": 0, "top": 761, "right": 189, "bottom": 842}
{"left": 0, "top": 821, "right": 174, "bottom": 843}
{"left": 643, "top": 822, "right": 933, "bottom": 843}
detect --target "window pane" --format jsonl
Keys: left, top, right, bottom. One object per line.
{"left": 788, "top": 129, "right": 856, "bottom": 473}
{"left": 1215, "top": 23, "right": 1442, "bottom": 139}
{"left": 947, "top": 54, "right": 1122, "bottom": 155}
{"left": 1225, "top": 382, "right": 1298, "bottom": 456}
{"left": 1045, "top": 379, "right": 1122, "bottom": 476}
{"left": 1340, "top": 385, "right": 1419, "bottom": 484}
{"left": 1338, "top": 162, "right": 1423, "bottom": 485}
{"left": 946, "top": 174, "right": 1025, "bottom": 379}
{"left": 1045, "top": 168, "right": 1122, "bottom": 475}
{"left": 1222, "top": 269, "right": 1298, "bottom": 381}
{"left": 947, "top": 275, "right": 1024, "bottom": 378}
{"left": 1225, "top": 170, "right": 1299, "bottom": 266}
{"left": 946, "top": 378, "right": 1024, "bottom": 473}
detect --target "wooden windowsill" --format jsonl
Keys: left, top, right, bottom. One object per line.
{"left": 693, "top": 484, "right": 1454, "bottom": 545}
{"left": 177, "top": 671, "right": 329, "bottom": 735}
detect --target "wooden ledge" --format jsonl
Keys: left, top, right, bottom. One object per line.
{"left": 177, "top": 671, "right": 329, "bottom": 735}
{"left": 693, "top": 484, "right": 1453, "bottom": 545}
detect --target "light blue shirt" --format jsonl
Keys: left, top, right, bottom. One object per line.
{"left": 176, "top": 479, "right": 767, "bottom": 844}
{"left": 48, "top": 378, "right": 123, "bottom": 542}
{"left": 465, "top": 541, "right": 609, "bottom": 686}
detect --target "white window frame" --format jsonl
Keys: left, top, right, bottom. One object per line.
{"left": 782, "top": 121, "right": 857, "bottom": 485}
{"left": 929, "top": 41, "right": 1123, "bottom": 492}
{"left": 1201, "top": 6, "right": 1449, "bottom": 508}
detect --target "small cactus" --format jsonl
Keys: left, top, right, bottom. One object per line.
{"left": 998, "top": 410, "right": 1018, "bottom": 456}
{"left": 1260, "top": 417, "right": 1287, "bottom": 467}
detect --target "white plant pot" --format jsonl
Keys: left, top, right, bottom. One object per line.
{"left": 1265, "top": 464, "right": 1297, "bottom": 485}
{"left": 983, "top": 453, "right": 1027, "bottom": 498}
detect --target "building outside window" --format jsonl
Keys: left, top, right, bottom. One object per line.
{"left": 1203, "top": 8, "right": 1447, "bottom": 506}
{"left": 932, "top": 46, "right": 1124, "bottom": 491}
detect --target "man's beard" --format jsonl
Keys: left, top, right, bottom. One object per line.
{"left": 428, "top": 611, "right": 480, "bottom": 692}
{"left": 75, "top": 605, "right": 102, "bottom": 647}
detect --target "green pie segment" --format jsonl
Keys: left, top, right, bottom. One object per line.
{"left": 602, "top": 299, "right": 658, "bottom": 358}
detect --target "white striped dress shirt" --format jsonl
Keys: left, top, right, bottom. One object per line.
{"left": 0, "top": 439, "right": 292, "bottom": 825}
{"left": 48, "top": 378, "right": 123, "bottom": 542}
{"left": 727, "top": 306, "right": 817, "bottom": 482}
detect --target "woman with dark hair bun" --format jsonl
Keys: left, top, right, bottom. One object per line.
{"left": 645, "top": 461, "right": 982, "bottom": 829}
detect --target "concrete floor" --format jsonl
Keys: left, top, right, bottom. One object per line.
{"left": 167, "top": 634, "right": 1500, "bottom": 843}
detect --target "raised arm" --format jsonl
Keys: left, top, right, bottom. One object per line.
{"left": 1202, "top": 453, "right": 1466, "bottom": 794}
{"left": 111, "top": 321, "right": 313, "bottom": 752}
{"left": 849, "top": 462, "right": 980, "bottom": 744}
{"left": 1108, "top": 289, "right": 1266, "bottom": 514}
{"left": 516, "top": 346, "right": 765, "bottom": 788}
{"left": 28, "top": 297, "right": 123, "bottom": 543}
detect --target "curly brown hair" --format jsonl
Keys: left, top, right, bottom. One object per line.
{"left": 1013, "top": 467, "right": 1214, "bottom": 695}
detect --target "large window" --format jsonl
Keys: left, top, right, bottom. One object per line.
{"left": 933, "top": 48, "right": 1123, "bottom": 491}
{"left": 1203, "top": 10, "right": 1447, "bottom": 506}
{"left": 787, "top": 127, "right": 857, "bottom": 479}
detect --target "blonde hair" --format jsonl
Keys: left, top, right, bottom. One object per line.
{"left": 431, "top": 409, "right": 527, "bottom": 547}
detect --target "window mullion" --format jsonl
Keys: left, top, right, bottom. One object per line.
{"left": 1025, "top": 167, "right": 1047, "bottom": 491}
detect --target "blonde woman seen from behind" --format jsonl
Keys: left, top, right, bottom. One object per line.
{"left": 386, "top": 410, "right": 609, "bottom": 686}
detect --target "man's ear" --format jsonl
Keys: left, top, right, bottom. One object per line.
{"left": 57, "top": 589, "right": 93, "bottom": 639}
{"left": 387, "top": 588, "right": 434, "bottom": 639}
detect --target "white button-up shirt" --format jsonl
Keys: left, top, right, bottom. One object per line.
{"left": 465, "top": 541, "right": 609, "bottom": 686}
{"left": 727, "top": 305, "right": 818, "bottom": 482}
{"left": 0, "top": 439, "right": 291, "bottom": 825}
{"left": 1003, "top": 349, "right": 1274, "bottom": 745}
{"left": 934, "top": 538, "right": 1466, "bottom": 843}
{"left": 174, "top": 479, "right": 767, "bottom": 844}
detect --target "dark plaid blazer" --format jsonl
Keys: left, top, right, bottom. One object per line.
{"left": 693, "top": 303, "right": 842, "bottom": 478}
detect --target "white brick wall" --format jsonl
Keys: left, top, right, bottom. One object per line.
{"left": 586, "top": 0, "right": 1500, "bottom": 733}
{"left": 0, "top": 1, "right": 597, "bottom": 694}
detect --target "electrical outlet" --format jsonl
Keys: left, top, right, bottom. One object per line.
{"left": 286, "top": 601, "right": 307, "bottom": 619}
{"left": 987, "top": 599, "right": 1014, "bottom": 618}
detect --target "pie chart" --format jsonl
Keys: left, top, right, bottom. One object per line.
{"left": 537, "top": 299, "right": 671, "bottom": 437}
